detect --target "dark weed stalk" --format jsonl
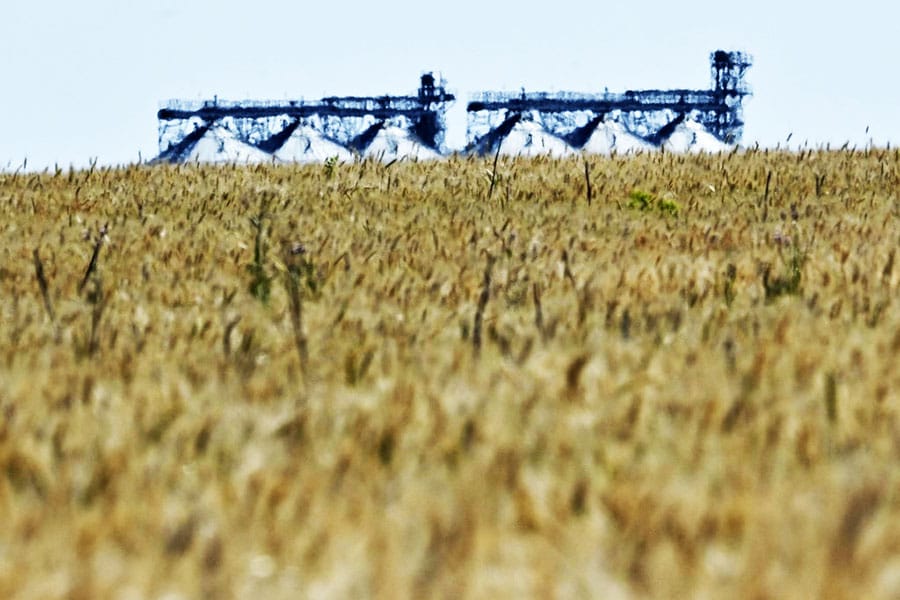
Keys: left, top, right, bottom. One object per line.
{"left": 815, "top": 172, "right": 826, "bottom": 197}
{"left": 824, "top": 371, "right": 838, "bottom": 425}
{"left": 32, "top": 248, "right": 55, "bottom": 322}
{"left": 75, "top": 275, "right": 108, "bottom": 359}
{"left": 248, "top": 204, "right": 271, "bottom": 304}
{"left": 583, "top": 157, "right": 593, "bottom": 206}
{"left": 565, "top": 353, "right": 590, "bottom": 397}
{"left": 561, "top": 250, "right": 577, "bottom": 289}
{"left": 473, "top": 255, "right": 495, "bottom": 356}
{"left": 223, "top": 316, "right": 241, "bottom": 358}
{"left": 487, "top": 142, "right": 502, "bottom": 202}
{"left": 577, "top": 280, "right": 594, "bottom": 329}
{"left": 532, "top": 282, "right": 546, "bottom": 342}
{"left": 761, "top": 170, "right": 772, "bottom": 222}
{"left": 882, "top": 249, "right": 895, "bottom": 285}
{"left": 283, "top": 242, "right": 309, "bottom": 376}
{"left": 78, "top": 223, "right": 108, "bottom": 295}
{"left": 87, "top": 277, "right": 107, "bottom": 356}
{"left": 723, "top": 263, "right": 737, "bottom": 306}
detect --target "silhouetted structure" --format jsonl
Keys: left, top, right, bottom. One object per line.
{"left": 156, "top": 50, "right": 752, "bottom": 162}
{"left": 466, "top": 50, "right": 751, "bottom": 152}
{"left": 157, "top": 74, "right": 455, "bottom": 160}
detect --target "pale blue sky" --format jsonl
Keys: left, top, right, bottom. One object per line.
{"left": 1, "top": 1, "right": 897, "bottom": 169}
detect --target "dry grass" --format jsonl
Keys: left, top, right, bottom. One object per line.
{"left": 0, "top": 149, "right": 898, "bottom": 599}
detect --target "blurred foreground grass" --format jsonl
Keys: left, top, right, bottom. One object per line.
{"left": 0, "top": 149, "right": 898, "bottom": 598}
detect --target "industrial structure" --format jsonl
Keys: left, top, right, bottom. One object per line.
{"left": 156, "top": 73, "right": 455, "bottom": 162}
{"left": 155, "top": 50, "right": 751, "bottom": 163}
{"left": 466, "top": 50, "right": 752, "bottom": 154}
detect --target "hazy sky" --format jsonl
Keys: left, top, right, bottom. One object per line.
{"left": 1, "top": 1, "right": 897, "bottom": 170}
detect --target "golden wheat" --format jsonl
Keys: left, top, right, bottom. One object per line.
{"left": 0, "top": 149, "right": 898, "bottom": 598}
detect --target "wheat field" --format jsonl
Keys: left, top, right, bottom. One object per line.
{"left": 0, "top": 149, "right": 898, "bottom": 599}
